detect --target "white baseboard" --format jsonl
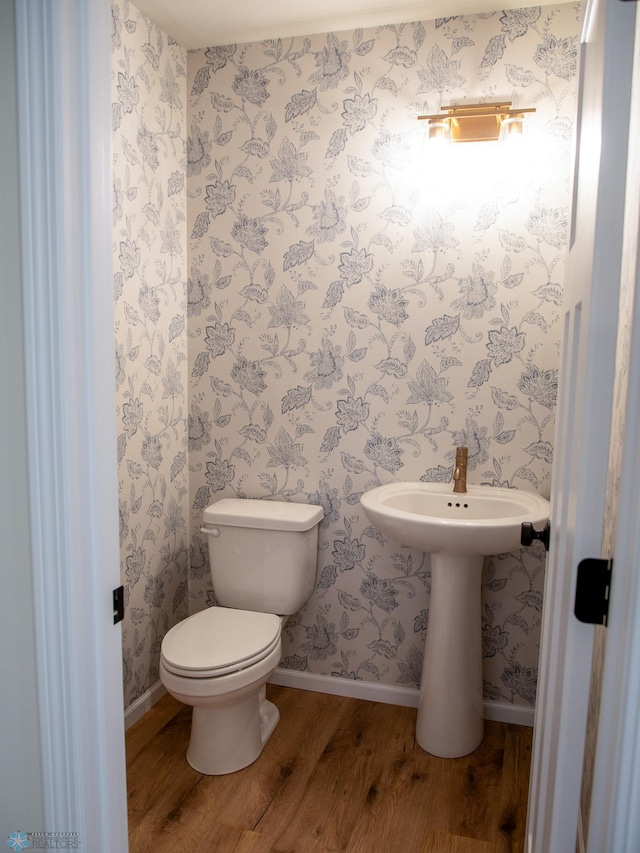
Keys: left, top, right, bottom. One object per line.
{"left": 124, "top": 669, "right": 535, "bottom": 730}
{"left": 270, "top": 667, "right": 420, "bottom": 707}
{"left": 124, "top": 681, "right": 167, "bottom": 731}
{"left": 269, "top": 667, "right": 535, "bottom": 727}
{"left": 483, "top": 699, "right": 535, "bottom": 727}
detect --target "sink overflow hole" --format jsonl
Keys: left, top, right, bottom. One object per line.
{"left": 447, "top": 502, "right": 469, "bottom": 508}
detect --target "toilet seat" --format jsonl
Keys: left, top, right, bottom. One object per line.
{"left": 161, "top": 607, "right": 281, "bottom": 678}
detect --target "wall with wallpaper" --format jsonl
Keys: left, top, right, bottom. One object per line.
{"left": 186, "top": 5, "right": 580, "bottom": 710}
{"left": 112, "top": 0, "right": 189, "bottom": 710}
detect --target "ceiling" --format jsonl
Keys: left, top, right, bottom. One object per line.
{"left": 132, "top": 0, "right": 559, "bottom": 50}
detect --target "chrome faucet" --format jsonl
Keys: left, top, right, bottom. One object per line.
{"left": 453, "top": 446, "right": 468, "bottom": 493}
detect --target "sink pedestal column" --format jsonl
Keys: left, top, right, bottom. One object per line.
{"left": 416, "top": 552, "right": 484, "bottom": 758}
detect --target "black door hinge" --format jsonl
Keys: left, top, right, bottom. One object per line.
{"left": 574, "top": 558, "right": 613, "bottom": 625}
{"left": 113, "top": 585, "right": 125, "bottom": 624}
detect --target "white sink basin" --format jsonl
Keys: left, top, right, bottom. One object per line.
{"left": 360, "top": 481, "right": 550, "bottom": 556}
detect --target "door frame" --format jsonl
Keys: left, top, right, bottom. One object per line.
{"left": 587, "top": 255, "right": 640, "bottom": 849}
{"left": 586, "top": 8, "right": 640, "bottom": 848}
{"left": 526, "top": 0, "right": 637, "bottom": 850}
{"left": 16, "top": 0, "right": 128, "bottom": 847}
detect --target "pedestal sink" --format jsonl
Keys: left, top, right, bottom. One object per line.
{"left": 360, "top": 481, "right": 550, "bottom": 758}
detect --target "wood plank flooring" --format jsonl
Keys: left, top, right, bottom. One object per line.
{"left": 126, "top": 685, "right": 532, "bottom": 853}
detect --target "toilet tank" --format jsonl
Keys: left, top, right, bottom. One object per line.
{"left": 201, "top": 499, "right": 324, "bottom": 615}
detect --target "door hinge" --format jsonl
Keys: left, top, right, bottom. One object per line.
{"left": 574, "top": 558, "right": 613, "bottom": 625}
{"left": 113, "top": 585, "right": 125, "bottom": 624}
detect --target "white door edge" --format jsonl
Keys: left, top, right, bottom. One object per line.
{"left": 526, "top": 0, "right": 637, "bottom": 849}
{"left": 587, "top": 9, "right": 640, "bottom": 848}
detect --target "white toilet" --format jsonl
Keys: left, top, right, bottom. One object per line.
{"left": 159, "top": 498, "right": 323, "bottom": 775}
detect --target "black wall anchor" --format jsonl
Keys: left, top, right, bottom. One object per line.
{"left": 521, "top": 520, "right": 551, "bottom": 551}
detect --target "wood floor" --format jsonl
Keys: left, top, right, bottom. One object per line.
{"left": 126, "top": 685, "right": 532, "bottom": 853}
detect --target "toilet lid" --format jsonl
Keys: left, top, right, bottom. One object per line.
{"left": 161, "top": 608, "right": 281, "bottom": 677}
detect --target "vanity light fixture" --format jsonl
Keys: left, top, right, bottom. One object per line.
{"left": 418, "top": 102, "right": 535, "bottom": 143}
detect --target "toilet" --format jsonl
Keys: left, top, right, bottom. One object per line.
{"left": 159, "top": 498, "right": 323, "bottom": 775}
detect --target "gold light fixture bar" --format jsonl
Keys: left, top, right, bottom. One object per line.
{"left": 418, "top": 102, "right": 536, "bottom": 143}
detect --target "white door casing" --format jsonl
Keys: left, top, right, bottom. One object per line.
{"left": 526, "top": 0, "right": 637, "bottom": 850}
{"left": 16, "top": 0, "right": 128, "bottom": 848}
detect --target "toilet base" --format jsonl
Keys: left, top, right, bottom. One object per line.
{"left": 160, "top": 638, "right": 283, "bottom": 776}
{"left": 187, "top": 685, "right": 280, "bottom": 775}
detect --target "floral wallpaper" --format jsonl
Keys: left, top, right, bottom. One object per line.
{"left": 110, "top": 2, "right": 580, "bottom": 715}
{"left": 186, "top": 5, "right": 581, "bottom": 710}
{"left": 112, "top": 0, "right": 189, "bottom": 709}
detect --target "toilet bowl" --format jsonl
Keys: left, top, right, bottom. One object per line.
{"left": 159, "top": 498, "right": 323, "bottom": 775}
{"left": 159, "top": 608, "right": 283, "bottom": 774}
